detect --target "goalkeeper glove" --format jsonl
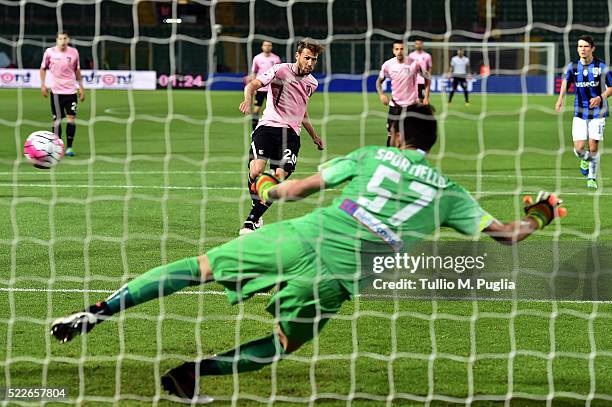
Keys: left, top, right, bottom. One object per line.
{"left": 252, "top": 171, "right": 282, "bottom": 204}
{"left": 522, "top": 191, "right": 567, "bottom": 229}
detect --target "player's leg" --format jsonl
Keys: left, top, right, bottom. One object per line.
{"left": 572, "top": 117, "right": 591, "bottom": 177}
{"left": 162, "top": 246, "right": 348, "bottom": 400}
{"left": 462, "top": 79, "right": 469, "bottom": 105}
{"left": 50, "top": 220, "right": 299, "bottom": 343}
{"left": 252, "top": 92, "right": 266, "bottom": 130}
{"left": 64, "top": 94, "right": 78, "bottom": 156}
{"left": 50, "top": 256, "right": 209, "bottom": 343}
{"left": 417, "top": 84, "right": 425, "bottom": 103}
{"left": 386, "top": 105, "right": 400, "bottom": 146}
{"left": 242, "top": 127, "right": 298, "bottom": 233}
{"left": 242, "top": 157, "right": 269, "bottom": 234}
{"left": 274, "top": 127, "right": 300, "bottom": 180}
{"left": 50, "top": 92, "right": 62, "bottom": 140}
{"left": 586, "top": 118, "right": 605, "bottom": 189}
{"left": 449, "top": 78, "right": 459, "bottom": 103}
{"left": 241, "top": 127, "right": 273, "bottom": 234}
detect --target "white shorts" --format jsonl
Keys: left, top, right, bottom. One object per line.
{"left": 572, "top": 117, "right": 606, "bottom": 141}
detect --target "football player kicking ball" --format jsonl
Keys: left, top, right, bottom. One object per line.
{"left": 239, "top": 38, "right": 325, "bottom": 235}
{"left": 40, "top": 31, "right": 85, "bottom": 157}
{"left": 50, "top": 104, "right": 566, "bottom": 403}
{"left": 555, "top": 35, "right": 612, "bottom": 189}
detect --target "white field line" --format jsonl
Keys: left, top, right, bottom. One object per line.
{"left": 0, "top": 169, "right": 607, "bottom": 181}
{"left": 0, "top": 287, "right": 611, "bottom": 303}
{"left": 0, "top": 182, "right": 610, "bottom": 196}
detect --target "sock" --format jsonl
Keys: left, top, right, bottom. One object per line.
{"left": 588, "top": 152, "right": 600, "bottom": 179}
{"left": 52, "top": 123, "right": 62, "bottom": 139}
{"left": 247, "top": 201, "right": 269, "bottom": 224}
{"left": 198, "top": 335, "right": 285, "bottom": 375}
{"left": 66, "top": 122, "right": 76, "bottom": 148}
{"left": 448, "top": 91, "right": 454, "bottom": 103}
{"left": 252, "top": 113, "right": 259, "bottom": 131}
{"left": 247, "top": 174, "right": 258, "bottom": 202}
{"left": 245, "top": 170, "right": 270, "bottom": 224}
{"left": 386, "top": 135, "right": 391, "bottom": 147}
{"left": 102, "top": 257, "right": 201, "bottom": 316}
{"left": 464, "top": 90, "right": 469, "bottom": 103}
{"left": 573, "top": 148, "right": 591, "bottom": 161}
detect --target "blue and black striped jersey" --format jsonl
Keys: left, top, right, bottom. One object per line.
{"left": 565, "top": 58, "right": 612, "bottom": 119}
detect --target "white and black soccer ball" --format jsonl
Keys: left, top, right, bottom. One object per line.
{"left": 23, "top": 131, "right": 65, "bottom": 169}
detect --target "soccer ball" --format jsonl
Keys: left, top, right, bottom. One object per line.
{"left": 23, "top": 131, "right": 65, "bottom": 169}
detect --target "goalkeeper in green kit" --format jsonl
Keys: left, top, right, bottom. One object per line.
{"left": 50, "top": 104, "right": 566, "bottom": 402}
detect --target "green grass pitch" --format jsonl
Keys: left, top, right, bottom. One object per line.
{"left": 0, "top": 89, "right": 611, "bottom": 406}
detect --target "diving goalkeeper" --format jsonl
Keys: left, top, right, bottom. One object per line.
{"left": 50, "top": 104, "right": 566, "bottom": 402}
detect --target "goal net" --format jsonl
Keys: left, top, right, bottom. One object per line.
{"left": 1, "top": 0, "right": 610, "bottom": 405}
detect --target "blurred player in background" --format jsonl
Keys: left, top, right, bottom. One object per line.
{"left": 448, "top": 48, "right": 471, "bottom": 105}
{"left": 239, "top": 38, "right": 325, "bottom": 235}
{"left": 50, "top": 104, "right": 566, "bottom": 402}
{"left": 249, "top": 40, "right": 281, "bottom": 130}
{"left": 555, "top": 35, "right": 612, "bottom": 189}
{"left": 408, "top": 38, "right": 432, "bottom": 103}
{"left": 40, "top": 31, "right": 85, "bottom": 157}
{"left": 377, "top": 40, "right": 430, "bottom": 146}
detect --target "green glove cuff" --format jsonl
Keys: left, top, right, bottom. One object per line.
{"left": 259, "top": 181, "right": 276, "bottom": 203}
{"left": 526, "top": 210, "right": 547, "bottom": 229}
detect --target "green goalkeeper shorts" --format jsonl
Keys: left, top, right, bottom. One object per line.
{"left": 207, "top": 221, "right": 350, "bottom": 342}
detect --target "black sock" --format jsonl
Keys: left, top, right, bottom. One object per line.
{"left": 464, "top": 91, "right": 469, "bottom": 103}
{"left": 247, "top": 201, "right": 269, "bottom": 224}
{"left": 245, "top": 172, "right": 269, "bottom": 224}
{"left": 66, "top": 123, "right": 76, "bottom": 148}
{"left": 52, "top": 123, "right": 62, "bottom": 140}
{"left": 386, "top": 135, "right": 391, "bottom": 147}
{"left": 449, "top": 91, "right": 454, "bottom": 103}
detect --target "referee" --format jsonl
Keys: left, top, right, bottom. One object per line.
{"left": 448, "top": 49, "right": 471, "bottom": 106}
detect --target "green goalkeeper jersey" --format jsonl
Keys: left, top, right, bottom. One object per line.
{"left": 287, "top": 146, "right": 494, "bottom": 295}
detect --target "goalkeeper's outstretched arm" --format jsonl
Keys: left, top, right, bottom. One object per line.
{"left": 483, "top": 192, "right": 567, "bottom": 244}
{"left": 483, "top": 218, "right": 539, "bottom": 244}
{"left": 255, "top": 173, "right": 325, "bottom": 204}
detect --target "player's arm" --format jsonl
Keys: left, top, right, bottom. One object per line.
{"left": 253, "top": 172, "right": 325, "bottom": 203}
{"left": 419, "top": 63, "right": 431, "bottom": 104}
{"left": 589, "top": 68, "right": 612, "bottom": 108}
{"left": 239, "top": 78, "right": 264, "bottom": 114}
{"left": 376, "top": 69, "right": 390, "bottom": 105}
{"left": 423, "top": 77, "right": 431, "bottom": 105}
{"left": 483, "top": 192, "right": 566, "bottom": 244}
{"left": 39, "top": 67, "right": 48, "bottom": 97}
{"left": 556, "top": 63, "right": 575, "bottom": 112}
{"left": 302, "top": 110, "right": 324, "bottom": 150}
{"left": 589, "top": 86, "right": 612, "bottom": 108}
{"left": 75, "top": 67, "right": 85, "bottom": 102}
{"left": 555, "top": 79, "right": 568, "bottom": 112}
{"left": 40, "top": 51, "right": 48, "bottom": 98}
{"left": 254, "top": 150, "right": 361, "bottom": 203}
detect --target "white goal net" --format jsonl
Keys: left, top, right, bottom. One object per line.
{"left": 1, "top": 0, "right": 611, "bottom": 405}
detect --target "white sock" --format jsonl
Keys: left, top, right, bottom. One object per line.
{"left": 588, "top": 152, "right": 600, "bottom": 179}
{"left": 574, "top": 148, "right": 591, "bottom": 161}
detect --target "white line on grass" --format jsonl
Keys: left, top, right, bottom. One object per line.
{"left": 0, "top": 287, "right": 241, "bottom": 296}
{"left": 1, "top": 287, "right": 610, "bottom": 303}
{"left": 0, "top": 170, "right": 607, "bottom": 181}
{"left": 1, "top": 182, "right": 611, "bottom": 196}
{"left": 0, "top": 183, "right": 241, "bottom": 191}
